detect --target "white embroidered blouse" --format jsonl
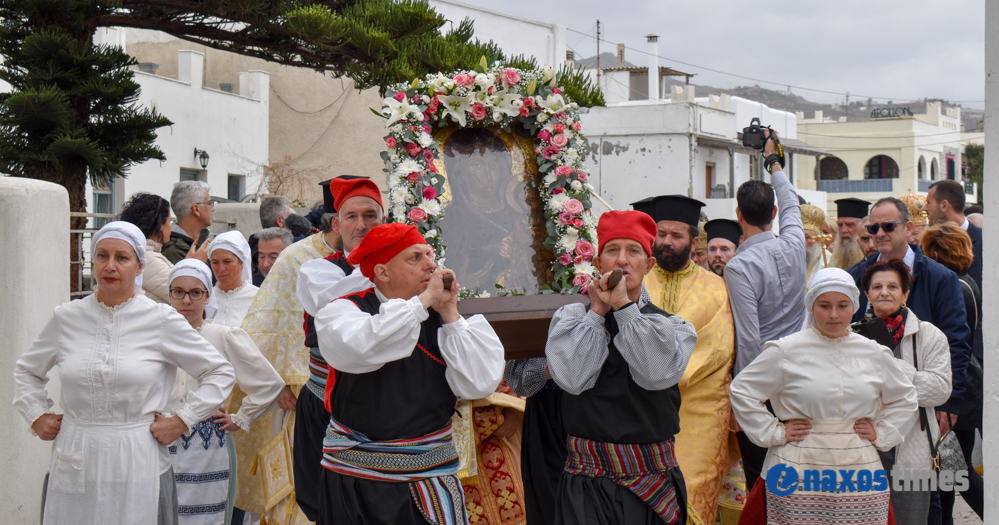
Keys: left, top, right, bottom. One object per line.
{"left": 212, "top": 281, "right": 259, "bottom": 328}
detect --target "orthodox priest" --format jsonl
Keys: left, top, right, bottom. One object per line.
{"left": 828, "top": 197, "right": 869, "bottom": 270}
{"left": 640, "top": 196, "right": 736, "bottom": 525}
{"left": 703, "top": 219, "right": 741, "bottom": 277}
{"left": 294, "top": 176, "right": 383, "bottom": 520}
{"left": 313, "top": 223, "right": 505, "bottom": 524}
{"left": 546, "top": 210, "right": 697, "bottom": 525}
{"left": 233, "top": 178, "right": 344, "bottom": 519}
{"left": 801, "top": 203, "right": 832, "bottom": 287}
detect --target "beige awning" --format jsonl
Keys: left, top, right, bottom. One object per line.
{"left": 698, "top": 134, "right": 830, "bottom": 158}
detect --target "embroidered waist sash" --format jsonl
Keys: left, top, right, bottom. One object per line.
{"left": 322, "top": 417, "right": 466, "bottom": 525}
{"left": 565, "top": 435, "right": 682, "bottom": 525}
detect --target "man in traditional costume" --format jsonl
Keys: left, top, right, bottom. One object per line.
{"left": 801, "top": 203, "right": 832, "bottom": 287}
{"left": 313, "top": 223, "right": 504, "bottom": 524}
{"left": 639, "top": 196, "right": 736, "bottom": 525}
{"left": 234, "top": 179, "right": 344, "bottom": 521}
{"left": 704, "top": 219, "right": 741, "bottom": 277}
{"left": 828, "top": 197, "right": 869, "bottom": 270}
{"left": 294, "top": 176, "right": 384, "bottom": 521}
{"left": 546, "top": 210, "right": 697, "bottom": 525}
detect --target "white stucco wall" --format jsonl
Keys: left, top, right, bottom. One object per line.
{"left": 0, "top": 178, "right": 68, "bottom": 524}
{"left": 429, "top": 0, "right": 566, "bottom": 67}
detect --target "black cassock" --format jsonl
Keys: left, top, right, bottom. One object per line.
{"left": 521, "top": 385, "right": 567, "bottom": 525}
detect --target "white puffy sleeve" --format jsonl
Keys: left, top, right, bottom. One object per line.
{"left": 296, "top": 258, "right": 348, "bottom": 316}
{"left": 159, "top": 310, "right": 235, "bottom": 429}
{"left": 315, "top": 296, "right": 426, "bottom": 373}
{"left": 13, "top": 306, "right": 62, "bottom": 428}
{"left": 221, "top": 327, "right": 285, "bottom": 431}
{"left": 730, "top": 341, "right": 787, "bottom": 447}
{"left": 438, "top": 315, "right": 504, "bottom": 400}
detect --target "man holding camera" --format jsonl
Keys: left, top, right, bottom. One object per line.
{"left": 723, "top": 128, "right": 806, "bottom": 492}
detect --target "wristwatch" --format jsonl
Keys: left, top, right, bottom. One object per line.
{"left": 764, "top": 154, "right": 782, "bottom": 173}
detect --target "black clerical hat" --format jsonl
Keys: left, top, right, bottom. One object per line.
{"left": 704, "top": 219, "right": 742, "bottom": 247}
{"left": 319, "top": 175, "right": 367, "bottom": 213}
{"left": 835, "top": 197, "right": 870, "bottom": 220}
{"left": 631, "top": 197, "right": 656, "bottom": 220}
{"left": 651, "top": 195, "right": 705, "bottom": 226}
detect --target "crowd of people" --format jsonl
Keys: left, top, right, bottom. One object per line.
{"left": 10, "top": 128, "right": 987, "bottom": 525}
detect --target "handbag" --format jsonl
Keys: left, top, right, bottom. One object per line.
{"left": 911, "top": 331, "right": 967, "bottom": 475}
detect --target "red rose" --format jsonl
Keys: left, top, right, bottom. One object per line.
{"left": 386, "top": 136, "right": 397, "bottom": 148}
{"left": 428, "top": 96, "right": 440, "bottom": 112}
{"left": 500, "top": 69, "right": 522, "bottom": 87}
{"left": 554, "top": 123, "right": 566, "bottom": 133}
{"left": 543, "top": 145, "right": 559, "bottom": 160}
{"left": 422, "top": 186, "right": 437, "bottom": 200}
{"left": 552, "top": 88, "right": 562, "bottom": 94}
{"left": 558, "top": 253, "right": 573, "bottom": 266}
{"left": 471, "top": 102, "right": 487, "bottom": 121}
{"left": 554, "top": 112, "right": 568, "bottom": 121}
{"left": 552, "top": 187, "right": 565, "bottom": 195}
{"left": 405, "top": 142, "right": 421, "bottom": 157}
{"left": 422, "top": 149, "right": 434, "bottom": 162}
{"left": 572, "top": 121, "right": 582, "bottom": 131}
{"left": 406, "top": 172, "right": 420, "bottom": 184}
{"left": 538, "top": 129, "right": 552, "bottom": 142}
{"left": 408, "top": 207, "right": 429, "bottom": 223}
{"left": 428, "top": 162, "right": 438, "bottom": 173}
{"left": 571, "top": 218, "right": 584, "bottom": 229}
{"left": 423, "top": 124, "right": 432, "bottom": 134}
{"left": 550, "top": 133, "right": 568, "bottom": 149}
{"left": 423, "top": 112, "right": 430, "bottom": 122}
{"left": 519, "top": 106, "right": 530, "bottom": 117}
{"left": 394, "top": 91, "right": 406, "bottom": 102}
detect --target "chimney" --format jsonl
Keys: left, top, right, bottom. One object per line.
{"left": 566, "top": 50, "right": 575, "bottom": 68}
{"left": 617, "top": 43, "right": 625, "bottom": 68}
{"left": 646, "top": 34, "right": 659, "bottom": 101}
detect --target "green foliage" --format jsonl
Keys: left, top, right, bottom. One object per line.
{"left": 964, "top": 143, "right": 984, "bottom": 205}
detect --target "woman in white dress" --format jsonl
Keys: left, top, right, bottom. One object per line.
{"left": 857, "top": 258, "right": 951, "bottom": 524}
{"left": 13, "top": 222, "right": 235, "bottom": 525}
{"left": 730, "top": 268, "right": 918, "bottom": 525}
{"left": 166, "top": 260, "right": 285, "bottom": 525}
{"left": 208, "top": 231, "right": 258, "bottom": 327}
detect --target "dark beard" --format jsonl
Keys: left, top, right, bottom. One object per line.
{"left": 654, "top": 241, "right": 692, "bottom": 273}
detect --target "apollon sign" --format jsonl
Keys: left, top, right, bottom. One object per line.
{"left": 870, "top": 107, "right": 913, "bottom": 119}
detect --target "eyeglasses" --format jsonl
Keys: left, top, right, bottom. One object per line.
{"left": 195, "top": 199, "right": 216, "bottom": 208}
{"left": 865, "top": 220, "right": 906, "bottom": 235}
{"left": 169, "top": 288, "right": 207, "bottom": 300}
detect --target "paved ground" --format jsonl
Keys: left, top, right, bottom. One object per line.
{"left": 953, "top": 493, "right": 982, "bottom": 525}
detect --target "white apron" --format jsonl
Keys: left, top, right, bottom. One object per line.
{"left": 44, "top": 416, "right": 163, "bottom": 525}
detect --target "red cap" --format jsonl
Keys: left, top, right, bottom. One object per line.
{"left": 596, "top": 210, "right": 656, "bottom": 256}
{"left": 347, "top": 224, "right": 428, "bottom": 280}
{"left": 331, "top": 178, "right": 383, "bottom": 213}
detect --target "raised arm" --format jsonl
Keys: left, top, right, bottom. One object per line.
{"left": 314, "top": 296, "right": 425, "bottom": 374}
{"left": 504, "top": 358, "right": 550, "bottom": 398}
{"left": 545, "top": 303, "right": 609, "bottom": 395}
{"left": 222, "top": 327, "right": 286, "bottom": 431}
{"left": 771, "top": 169, "right": 805, "bottom": 248}
{"left": 613, "top": 304, "right": 696, "bottom": 390}
{"left": 729, "top": 342, "right": 786, "bottom": 447}
{"left": 437, "top": 315, "right": 505, "bottom": 400}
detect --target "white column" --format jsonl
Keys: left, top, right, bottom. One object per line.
{"left": 646, "top": 34, "right": 659, "bottom": 101}
{"left": 0, "top": 177, "right": 68, "bottom": 524}
{"left": 984, "top": 0, "right": 998, "bottom": 521}
{"left": 177, "top": 49, "right": 204, "bottom": 87}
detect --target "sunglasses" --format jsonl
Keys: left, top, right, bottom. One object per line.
{"left": 865, "top": 220, "right": 905, "bottom": 235}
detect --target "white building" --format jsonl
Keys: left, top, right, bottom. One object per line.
{"left": 85, "top": 28, "right": 269, "bottom": 216}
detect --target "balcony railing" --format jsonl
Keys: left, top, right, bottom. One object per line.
{"left": 818, "top": 179, "right": 894, "bottom": 193}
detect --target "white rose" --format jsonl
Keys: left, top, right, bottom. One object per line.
{"left": 405, "top": 194, "right": 416, "bottom": 205}
{"left": 512, "top": 99, "right": 524, "bottom": 109}
{"left": 424, "top": 229, "right": 438, "bottom": 239}
{"left": 475, "top": 73, "right": 494, "bottom": 90}
{"left": 571, "top": 180, "right": 582, "bottom": 191}
{"left": 584, "top": 183, "right": 595, "bottom": 191}
{"left": 422, "top": 95, "right": 431, "bottom": 103}
{"left": 537, "top": 112, "right": 549, "bottom": 123}
{"left": 431, "top": 177, "right": 439, "bottom": 184}
{"left": 565, "top": 227, "right": 579, "bottom": 238}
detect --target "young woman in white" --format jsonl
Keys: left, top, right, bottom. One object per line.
{"left": 208, "top": 231, "right": 258, "bottom": 327}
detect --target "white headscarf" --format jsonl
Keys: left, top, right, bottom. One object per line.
{"left": 208, "top": 231, "right": 252, "bottom": 284}
{"left": 92, "top": 221, "right": 147, "bottom": 292}
{"left": 168, "top": 259, "right": 218, "bottom": 320}
{"left": 804, "top": 267, "right": 861, "bottom": 327}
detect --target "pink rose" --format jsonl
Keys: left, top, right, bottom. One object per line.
{"left": 554, "top": 165, "right": 573, "bottom": 177}
{"left": 577, "top": 171, "right": 588, "bottom": 182}
{"left": 571, "top": 218, "right": 584, "bottom": 229}
{"left": 394, "top": 91, "right": 406, "bottom": 102}
{"left": 519, "top": 106, "right": 530, "bottom": 117}
{"left": 542, "top": 145, "right": 559, "bottom": 160}
{"left": 428, "top": 95, "right": 440, "bottom": 112}
{"left": 538, "top": 129, "right": 552, "bottom": 142}
{"left": 500, "top": 69, "right": 522, "bottom": 87}
{"left": 422, "top": 149, "right": 434, "bottom": 163}
{"left": 550, "top": 133, "right": 568, "bottom": 149}
{"left": 534, "top": 145, "right": 542, "bottom": 155}
{"left": 386, "top": 136, "right": 397, "bottom": 148}
{"left": 423, "top": 124, "right": 432, "bottom": 134}
{"left": 573, "top": 273, "right": 592, "bottom": 292}
{"left": 554, "top": 112, "right": 568, "bottom": 121}
{"left": 471, "top": 102, "right": 487, "bottom": 121}
{"left": 552, "top": 87, "right": 562, "bottom": 94}
{"left": 428, "top": 162, "right": 438, "bottom": 173}
{"left": 406, "top": 172, "right": 420, "bottom": 184}
{"left": 408, "top": 207, "right": 429, "bottom": 223}
{"left": 454, "top": 73, "right": 475, "bottom": 88}
{"left": 422, "top": 186, "right": 437, "bottom": 200}
{"left": 572, "top": 121, "right": 582, "bottom": 131}
{"left": 554, "top": 123, "right": 566, "bottom": 133}
{"left": 405, "top": 142, "right": 421, "bottom": 157}
{"left": 563, "top": 198, "right": 584, "bottom": 215}
{"left": 574, "top": 255, "right": 584, "bottom": 265}
{"left": 558, "top": 253, "right": 573, "bottom": 266}
{"left": 559, "top": 211, "right": 573, "bottom": 225}
{"left": 423, "top": 112, "right": 430, "bottom": 122}
{"left": 574, "top": 240, "right": 595, "bottom": 259}
{"left": 552, "top": 187, "right": 565, "bottom": 195}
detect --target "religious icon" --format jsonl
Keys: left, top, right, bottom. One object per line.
{"left": 433, "top": 126, "right": 550, "bottom": 294}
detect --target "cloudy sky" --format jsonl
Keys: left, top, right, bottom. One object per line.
{"left": 457, "top": 0, "right": 985, "bottom": 109}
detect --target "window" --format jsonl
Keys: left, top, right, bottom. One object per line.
{"left": 863, "top": 155, "right": 899, "bottom": 179}
{"left": 819, "top": 157, "right": 849, "bottom": 180}
{"left": 947, "top": 158, "right": 955, "bottom": 180}
{"left": 917, "top": 156, "right": 926, "bottom": 179}
{"left": 228, "top": 174, "right": 246, "bottom": 202}
{"left": 930, "top": 158, "right": 938, "bottom": 180}
{"left": 180, "top": 168, "right": 201, "bottom": 182}
{"left": 92, "top": 178, "right": 117, "bottom": 228}
{"left": 705, "top": 162, "right": 715, "bottom": 199}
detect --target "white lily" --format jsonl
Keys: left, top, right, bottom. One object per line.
{"left": 542, "top": 94, "right": 566, "bottom": 113}
{"left": 428, "top": 73, "right": 451, "bottom": 94}
{"left": 475, "top": 73, "right": 495, "bottom": 90}
{"left": 437, "top": 93, "right": 474, "bottom": 127}
{"left": 493, "top": 91, "right": 524, "bottom": 117}
{"left": 384, "top": 97, "right": 423, "bottom": 127}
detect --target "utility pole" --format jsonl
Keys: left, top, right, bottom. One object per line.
{"left": 845, "top": 91, "right": 850, "bottom": 122}
{"left": 596, "top": 20, "right": 601, "bottom": 92}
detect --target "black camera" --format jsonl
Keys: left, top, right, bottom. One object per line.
{"left": 742, "top": 117, "right": 770, "bottom": 150}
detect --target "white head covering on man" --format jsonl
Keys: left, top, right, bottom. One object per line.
{"left": 91, "top": 221, "right": 147, "bottom": 292}
{"left": 804, "top": 267, "right": 861, "bottom": 328}
{"left": 168, "top": 259, "right": 219, "bottom": 320}
{"left": 208, "top": 231, "right": 252, "bottom": 283}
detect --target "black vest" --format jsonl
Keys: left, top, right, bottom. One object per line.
{"left": 329, "top": 289, "right": 456, "bottom": 442}
{"left": 303, "top": 251, "right": 354, "bottom": 348}
{"left": 562, "top": 303, "right": 682, "bottom": 444}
